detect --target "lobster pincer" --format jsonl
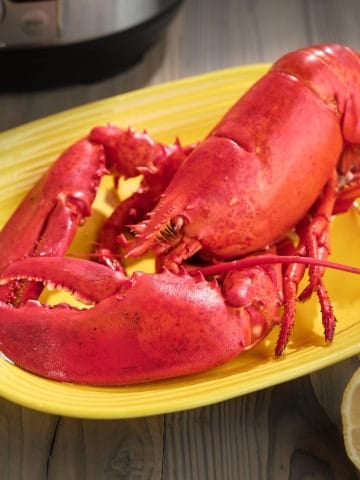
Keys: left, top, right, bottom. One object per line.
{"left": 0, "top": 138, "right": 107, "bottom": 305}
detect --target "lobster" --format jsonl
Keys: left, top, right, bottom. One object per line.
{"left": 0, "top": 43, "right": 360, "bottom": 385}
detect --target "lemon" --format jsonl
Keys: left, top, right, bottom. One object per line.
{"left": 341, "top": 366, "right": 360, "bottom": 470}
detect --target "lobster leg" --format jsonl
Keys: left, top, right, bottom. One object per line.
{"left": 276, "top": 172, "right": 339, "bottom": 355}
{"left": 0, "top": 256, "right": 283, "bottom": 385}
{"left": 298, "top": 171, "right": 338, "bottom": 298}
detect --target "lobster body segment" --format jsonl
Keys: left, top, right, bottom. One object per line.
{"left": 0, "top": 44, "right": 360, "bottom": 385}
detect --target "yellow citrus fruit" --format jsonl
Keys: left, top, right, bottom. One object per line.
{"left": 341, "top": 366, "right": 360, "bottom": 470}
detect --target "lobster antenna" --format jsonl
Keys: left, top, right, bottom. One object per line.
{"left": 68, "top": 251, "right": 360, "bottom": 277}
{"left": 196, "top": 254, "right": 360, "bottom": 277}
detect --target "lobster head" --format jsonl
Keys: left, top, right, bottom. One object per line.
{"left": 122, "top": 136, "right": 261, "bottom": 271}
{"left": 123, "top": 197, "right": 203, "bottom": 272}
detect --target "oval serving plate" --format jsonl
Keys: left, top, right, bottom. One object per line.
{"left": 0, "top": 65, "right": 360, "bottom": 419}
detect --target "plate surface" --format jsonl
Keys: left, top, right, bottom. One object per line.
{"left": 0, "top": 65, "right": 360, "bottom": 419}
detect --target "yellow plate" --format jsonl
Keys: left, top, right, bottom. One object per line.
{"left": 0, "top": 65, "right": 360, "bottom": 419}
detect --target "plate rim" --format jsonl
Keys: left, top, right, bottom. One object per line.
{"left": 0, "top": 63, "right": 359, "bottom": 419}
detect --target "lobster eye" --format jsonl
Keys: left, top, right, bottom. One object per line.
{"left": 170, "top": 215, "right": 184, "bottom": 233}
{"left": 158, "top": 216, "right": 184, "bottom": 242}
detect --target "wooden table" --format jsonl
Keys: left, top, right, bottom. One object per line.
{"left": 1, "top": 0, "right": 360, "bottom": 478}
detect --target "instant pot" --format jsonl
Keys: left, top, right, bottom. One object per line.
{"left": 0, "top": 0, "right": 183, "bottom": 89}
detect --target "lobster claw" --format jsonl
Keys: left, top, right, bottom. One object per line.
{"left": 0, "top": 138, "right": 107, "bottom": 305}
{"left": 0, "top": 257, "right": 282, "bottom": 385}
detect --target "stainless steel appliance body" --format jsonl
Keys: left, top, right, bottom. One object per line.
{"left": 0, "top": 0, "right": 183, "bottom": 88}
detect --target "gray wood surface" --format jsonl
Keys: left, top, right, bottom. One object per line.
{"left": 1, "top": 0, "right": 360, "bottom": 478}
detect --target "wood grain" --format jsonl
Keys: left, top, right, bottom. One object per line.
{"left": 162, "top": 376, "right": 359, "bottom": 479}
{"left": 1, "top": 0, "right": 360, "bottom": 478}
{"left": 47, "top": 416, "right": 164, "bottom": 479}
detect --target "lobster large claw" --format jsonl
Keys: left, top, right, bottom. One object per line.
{"left": 0, "top": 257, "right": 282, "bottom": 385}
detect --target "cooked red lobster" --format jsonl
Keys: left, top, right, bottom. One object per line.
{"left": 0, "top": 43, "right": 360, "bottom": 385}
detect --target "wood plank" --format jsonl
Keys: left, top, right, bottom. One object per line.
{"left": 0, "top": 398, "right": 57, "bottom": 479}
{"left": 162, "top": 375, "right": 359, "bottom": 479}
{"left": 47, "top": 416, "right": 164, "bottom": 479}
